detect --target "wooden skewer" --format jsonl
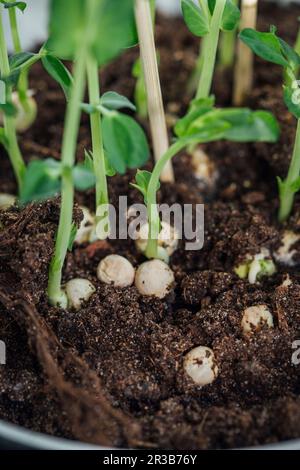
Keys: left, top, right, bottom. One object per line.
{"left": 233, "top": 0, "right": 258, "bottom": 106}
{"left": 134, "top": 0, "right": 174, "bottom": 183}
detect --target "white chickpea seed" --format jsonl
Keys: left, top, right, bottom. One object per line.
{"left": 184, "top": 346, "right": 218, "bottom": 386}
{"left": 134, "top": 259, "right": 175, "bottom": 298}
{"left": 75, "top": 206, "right": 95, "bottom": 245}
{"left": 0, "top": 193, "right": 16, "bottom": 211}
{"left": 65, "top": 278, "right": 96, "bottom": 310}
{"left": 241, "top": 305, "right": 274, "bottom": 334}
{"left": 97, "top": 255, "right": 135, "bottom": 288}
{"left": 135, "top": 221, "right": 179, "bottom": 260}
{"left": 0, "top": 91, "right": 37, "bottom": 132}
{"left": 274, "top": 230, "right": 300, "bottom": 267}
{"left": 191, "top": 148, "right": 219, "bottom": 188}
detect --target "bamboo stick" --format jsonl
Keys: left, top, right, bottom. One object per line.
{"left": 233, "top": 0, "right": 258, "bottom": 106}
{"left": 134, "top": 0, "right": 174, "bottom": 183}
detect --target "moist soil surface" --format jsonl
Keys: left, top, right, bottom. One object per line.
{"left": 1, "top": 1, "right": 300, "bottom": 449}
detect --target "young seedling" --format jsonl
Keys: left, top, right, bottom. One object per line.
{"left": 181, "top": 0, "right": 240, "bottom": 100}
{"left": 0, "top": 1, "right": 37, "bottom": 131}
{"left": 239, "top": 26, "right": 300, "bottom": 222}
{"left": 133, "top": 96, "right": 279, "bottom": 261}
{"left": 0, "top": 1, "right": 25, "bottom": 192}
{"left": 132, "top": 0, "right": 155, "bottom": 119}
{"left": 46, "top": 0, "right": 149, "bottom": 307}
{"left": 134, "top": 0, "right": 174, "bottom": 183}
{"left": 233, "top": 0, "right": 258, "bottom": 105}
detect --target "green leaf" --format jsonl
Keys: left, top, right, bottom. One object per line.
{"left": 68, "top": 223, "right": 78, "bottom": 251}
{"left": 0, "top": 1, "right": 26, "bottom": 12}
{"left": 92, "top": 0, "right": 137, "bottom": 66}
{"left": 100, "top": 91, "right": 136, "bottom": 111}
{"left": 48, "top": 0, "right": 137, "bottom": 64}
{"left": 131, "top": 170, "right": 160, "bottom": 203}
{"left": 47, "top": 0, "right": 86, "bottom": 60}
{"left": 239, "top": 28, "right": 289, "bottom": 67}
{"left": 41, "top": 55, "right": 73, "bottom": 100}
{"left": 102, "top": 112, "right": 149, "bottom": 174}
{"left": 283, "top": 84, "right": 300, "bottom": 119}
{"left": 175, "top": 102, "right": 279, "bottom": 145}
{"left": 20, "top": 158, "right": 62, "bottom": 204}
{"left": 174, "top": 96, "right": 215, "bottom": 137}
{"left": 208, "top": 0, "right": 240, "bottom": 32}
{"left": 279, "top": 38, "right": 300, "bottom": 68}
{"left": 0, "top": 102, "right": 17, "bottom": 117}
{"left": 9, "top": 52, "right": 35, "bottom": 70}
{"left": 181, "top": 0, "right": 210, "bottom": 37}
{"left": 73, "top": 159, "right": 96, "bottom": 191}
{"left": 220, "top": 109, "right": 280, "bottom": 143}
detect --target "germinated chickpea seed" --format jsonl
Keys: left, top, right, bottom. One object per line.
{"left": 75, "top": 206, "right": 95, "bottom": 245}
{"left": 97, "top": 254, "right": 135, "bottom": 288}
{"left": 134, "top": 259, "right": 175, "bottom": 298}
{"left": 0, "top": 193, "right": 16, "bottom": 211}
{"left": 65, "top": 278, "right": 96, "bottom": 310}
{"left": 184, "top": 346, "right": 218, "bottom": 386}
{"left": 0, "top": 91, "right": 38, "bottom": 133}
{"left": 241, "top": 305, "right": 274, "bottom": 334}
{"left": 135, "top": 221, "right": 179, "bottom": 258}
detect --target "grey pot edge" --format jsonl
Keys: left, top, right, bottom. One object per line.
{"left": 0, "top": 419, "right": 300, "bottom": 450}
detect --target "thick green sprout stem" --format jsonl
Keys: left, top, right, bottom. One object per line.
{"left": 295, "top": 28, "right": 300, "bottom": 56}
{"left": 86, "top": 55, "right": 108, "bottom": 216}
{"left": 278, "top": 119, "right": 300, "bottom": 223}
{"left": 219, "top": 29, "right": 236, "bottom": 69}
{"left": 47, "top": 45, "right": 87, "bottom": 307}
{"left": 0, "top": 8, "right": 25, "bottom": 192}
{"left": 145, "top": 140, "right": 187, "bottom": 259}
{"left": 8, "top": 2, "right": 30, "bottom": 111}
{"left": 196, "top": 0, "right": 226, "bottom": 99}
{"left": 218, "top": 0, "right": 238, "bottom": 69}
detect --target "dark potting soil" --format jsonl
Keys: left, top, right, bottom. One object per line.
{"left": 1, "top": 1, "right": 300, "bottom": 449}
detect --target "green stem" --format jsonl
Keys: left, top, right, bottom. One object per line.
{"left": 295, "top": 27, "right": 300, "bottom": 56}
{"left": 47, "top": 43, "right": 87, "bottom": 307}
{"left": 8, "top": 3, "right": 30, "bottom": 112}
{"left": 218, "top": 0, "right": 238, "bottom": 69}
{"left": 0, "top": 7, "right": 25, "bottom": 192}
{"left": 218, "top": 29, "right": 236, "bottom": 69}
{"left": 196, "top": 0, "right": 226, "bottom": 99}
{"left": 278, "top": 119, "right": 300, "bottom": 223}
{"left": 86, "top": 54, "right": 108, "bottom": 215}
{"left": 145, "top": 140, "right": 187, "bottom": 259}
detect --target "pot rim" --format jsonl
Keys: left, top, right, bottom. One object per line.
{"left": 0, "top": 418, "right": 300, "bottom": 450}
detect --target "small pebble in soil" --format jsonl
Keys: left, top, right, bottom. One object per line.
{"left": 191, "top": 148, "right": 219, "bottom": 190}
{"left": 75, "top": 206, "right": 95, "bottom": 244}
{"left": 0, "top": 91, "right": 37, "bottom": 132}
{"left": 0, "top": 193, "right": 16, "bottom": 211}
{"left": 241, "top": 305, "right": 274, "bottom": 335}
{"left": 64, "top": 278, "right": 96, "bottom": 310}
{"left": 97, "top": 254, "right": 135, "bottom": 288}
{"left": 135, "top": 259, "right": 175, "bottom": 298}
{"left": 135, "top": 221, "right": 179, "bottom": 260}
{"left": 274, "top": 230, "right": 300, "bottom": 267}
{"left": 183, "top": 346, "right": 218, "bottom": 386}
